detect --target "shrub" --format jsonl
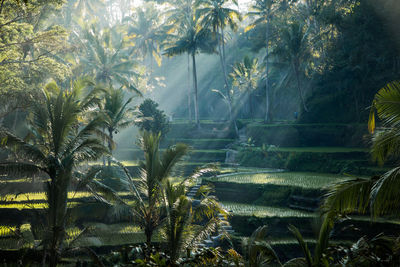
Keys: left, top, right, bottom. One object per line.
{"left": 135, "top": 99, "right": 170, "bottom": 138}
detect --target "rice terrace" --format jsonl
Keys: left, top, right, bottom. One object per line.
{"left": 0, "top": 0, "right": 400, "bottom": 266}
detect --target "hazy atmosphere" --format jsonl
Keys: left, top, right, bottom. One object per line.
{"left": 1, "top": 0, "right": 400, "bottom": 266}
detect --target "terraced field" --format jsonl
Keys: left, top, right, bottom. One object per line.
{"left": 207, "top": 172, "right": 351, "bottom": 189}
{"left": 222, "top": 202, "right": 315, "bottom": 218}
{"left": 1, "top": 122, "right": 395, "bottom": 259}
{"left": 0, "top": 222, "right": 161, "bottom": 249}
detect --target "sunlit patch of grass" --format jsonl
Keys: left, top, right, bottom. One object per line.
{"left": 69, "top": 222, "right": 163, "bottom": 247}
{"left": 119, "top": 160, "right": 140, "bottom": 166}
{"left": 222, "top": 202, "right": 315, "bottom": 218}
{"left": 0, "top": 202, "right": 48, "bottom": 209}
{"left": 219, "top": 167, "right": 280, "bottom": 174}
{"left": 209, "top": 172, "right": 350, "bottom": 189}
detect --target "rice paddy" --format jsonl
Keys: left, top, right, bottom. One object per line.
{"left": 222, "top": 202, "right": 315, "bottom": 218}
{"left": 208, "top": 172, "right": 352, "bottom": 189}
{"left": 0, "top": 222, "right": 154, "bottom": 249}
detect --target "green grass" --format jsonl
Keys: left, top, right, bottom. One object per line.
{"left": 222, "top": 202, "right": 315, "bottom": 218}
{"left": 208, "top": 172, "right": 352, "bottom": 189}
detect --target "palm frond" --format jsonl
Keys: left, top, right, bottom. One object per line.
{"left": 370, "top": 167, "right": 400, "bottom": 217}
{"left": 288, "top": 224, "right": 313, "bottom": 267}
{"left": 323, "top": 176, "right": 376, "bottom": 215}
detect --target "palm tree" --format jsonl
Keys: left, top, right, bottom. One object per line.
{"left": 0, "top": 79, "right": 111, "bottom": 267}
{"left": 197, "top": 0, "right": 240, "bottom": 133}
{"left": 127, "top": 4, "right": 164, "bottom": 70}
{"left": 230, "top": 56, "right": 262, "bottom": 118}
{"left": 324, "top": 81, "right": 400, "bottom": 218}
{"left": 78, "top": 25, "right": 141, "bottom": 95}
{"left": 162, "top": 180, "right": 224, "bottom": 264}
{"left": 243, "top": 216, "right": 334, "bottom": 266}
{"left": 115, "top": 132, "right": 189, "bottom": 255}
{"left": 246, "top": 0, "right": 278, "bottom": 122}
{"left": 271, "top": 21, "right": 310, "bottom": 112}
{"left": 164, "top": 0, "right": 194, "bottom": 122}
{"left": 164, "top": 13, "right": 217, "bottom": 128}
{"left": 100, "top": 86, "right": 137, "bottom": 165}
{"left": 242, "top": 225, "right": 281, "bottom": 266}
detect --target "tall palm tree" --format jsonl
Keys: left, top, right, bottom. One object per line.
{"left": 325, "top": 81, "right": 400, "bottom": 218}
{"left": 164, "top": 13, "right": 217, "bottom": 128}
{"left": 197, "top": 0, "right": 240, "bottom": 133}
{"left": 164, "top": 0, "right": 194, "bottom": 122}
{"left": 100, "top": 86, "right": 137, "bottom": 165}
{"left": 246, "top": 0, "right": 282, "bottom": 122}
{"left": 271, "top": 21, "right": 310, "bottom": 112}
{"left": 78, "top": 25, "right": 141, "bottom": 95}
{"left": 230, "top": 56, "right": 262, "bottom": 118}
{"left": 0, "top": 79, "right": 111, "bottom": 267}
{"left": 127, "top": 4, "right": 164, "bottom": 69}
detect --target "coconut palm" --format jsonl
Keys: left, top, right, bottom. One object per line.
{"left": 230, "top": 56, "right": 262, "bottom": 118}
{"left": 164, "top": 13, "right": 217, "bottom": 128}
{"left": 100, "top": 86, "right": 137, "bottom": 165}
{"left": 127, "top": 4, "right": 164, "bottom": 69}
{"left": 324, "top": 81, "right": 400, "bottom": 218}
{"left": 78, "top": 25, "right": 141, "bottom": 95}
{"left": 0, "top": 79, "right": 112, "bottom": 267}
{"left": 197, "top": 0, "right": 240, "bottom": 133}
{"left": 271, "top": 21, "right": 310, "bottom": 112}
{"left": 246, "top": 0, "right": 281, "bottom": 122}
{"left": 164, "top": 0, "right": 194, "bottom": 122}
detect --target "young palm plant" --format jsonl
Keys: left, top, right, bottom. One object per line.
{"left": 162, "top": 180, "right": 225, "bottom": 265}
{"left": 230, "top": 56, "right": 262, "bottom": 118}
{"left": 243, "top": 216, "right": 334, "bottom": 267}
{"left": 0, "top": 79, "right": 113, "bottom": 266}
{"left": 113, "top": 132, "right": 189, "bottom": 256}
{"left": 100, "top": 86, "right": 137, "bottom": 166}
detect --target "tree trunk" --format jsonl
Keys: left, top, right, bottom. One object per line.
{"left": 108, "top": 128, "right": 113, "bottom": 166}
{"left": 294, "top": 61, "right": 309, "bottom": 112}
{"left": 145, "top": 226, "right": 153, "bottom": 259}
{"left": 12, "top": 110, "right": 18, "bottom": 131}
{"left": 47, "top": 174, "right": 68, "bottom": 267}
{"left": 191, "top": 52, "right": 200, "bottom": 129}
{"left": 102, "top": 126, "right": 106, "bottom": 166}
{"left": 187, "top": 53, "right": 192, "bottom": 122}
{"left": 264, "top": 11, "right": 271, "bottom": 123}
{"left": 219, "top": 27, "right": 238, "bottom": 136}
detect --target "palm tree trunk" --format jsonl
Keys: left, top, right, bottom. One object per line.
{"left": 294, "top": 61, "right": 309, "bottom": 112}
{"left": 108, "top": 128, "right": 113, "bottom": 166}
{"left": 187, "top": 53, "right": 192, "bottom": 122}
{"left": 102, "top": 126, "right": 106, "bottom": 166}
{"left": 191, "top": 52, "right": 200, "bottom": 129}
{"left": 219, "top": 27, "right": 238, "bottom": 136}
{"left": 264, "top": 11, "right": 271, "bottom": 123}
{"left": 48, "top": 175, "right": 68, "bottom": 267}
{"left": 12, "top": 110, "right": 18, "bottom": 131}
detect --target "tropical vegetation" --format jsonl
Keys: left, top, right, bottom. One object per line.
{"left": 0, "top": 0, "right": 400, "bottom": 265}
